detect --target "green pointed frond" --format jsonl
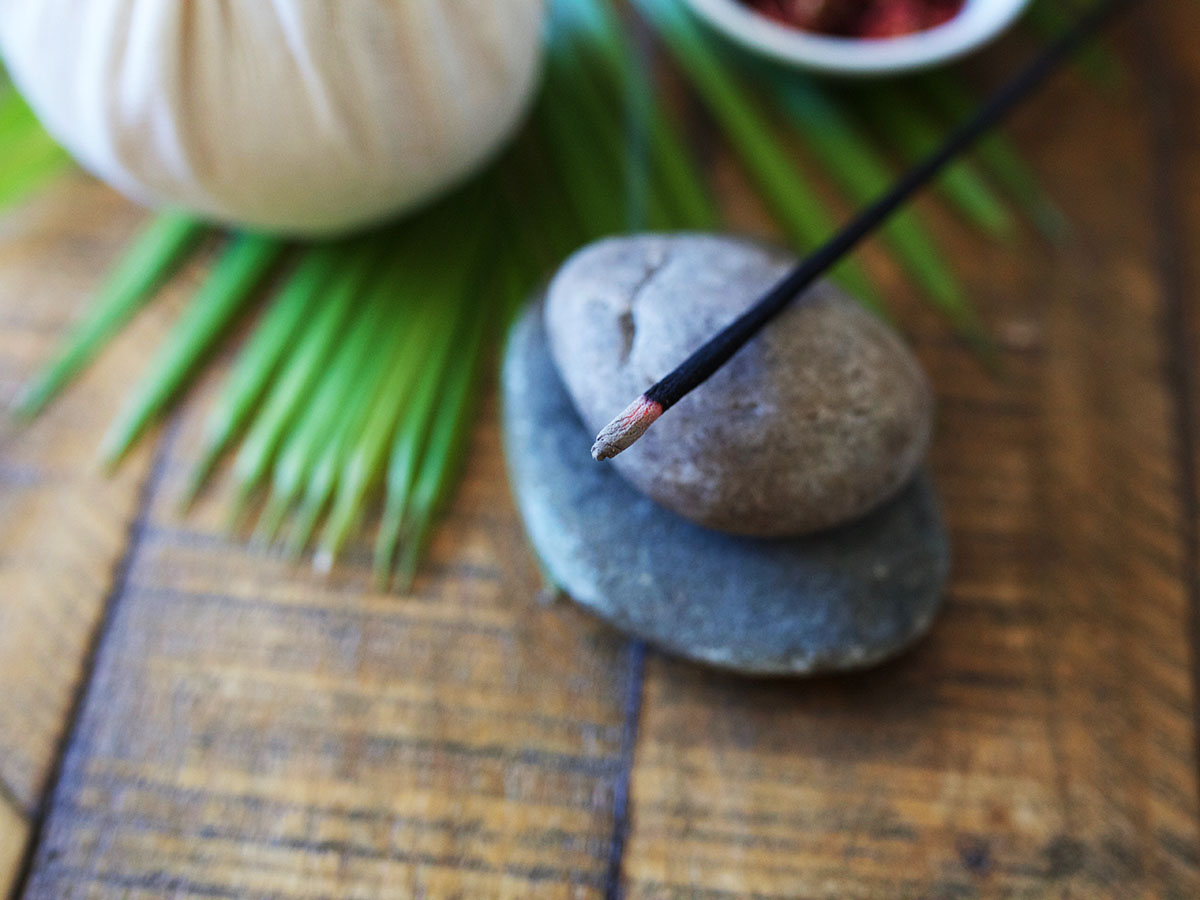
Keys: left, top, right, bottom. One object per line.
{"left": 99, "top": 233, "right": 284, "bottom": 466}
{"left": 839, "top": 82, "right": 1014, "bottom": 239}
{"left": 226, "top": 241, "right": 387, "bottom": 519}
{"left": 181, "top": 241, "right": 345, "bottom": 505}
{"left": 632, "top": 0, "right": 877, "bottom": 304}
{"left": 1023, "top": 0, "right": 1123, "bottom": 88}
{"left": 912, "top": 73, "right": 1068, "bottom": 238}
{"left": 16, "top": 213, "right": 206, "bottom": 418}
{"left": 316, "top": 187, "right": 497, "bottom": 569}
{"left": 393, "top": 279, "right": 494, "bottom": 591}
{"left": 557, "top": 0, "right": 720, "bottom": 230}
{"left": 0, "top": 87, "right": 71, "bottom": 210}
{"left": 767, "top": 77, "right": 961, "bottom": 320}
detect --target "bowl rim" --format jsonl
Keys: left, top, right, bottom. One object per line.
{"left": 683, "top": 0, "right": 1034, "bottom": 76}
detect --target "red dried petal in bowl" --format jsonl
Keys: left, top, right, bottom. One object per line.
{"left": 740, "top": 0, "right": 965, "bottom": 37}
{"left": 744, "top": 0, "right": 838, "bottom": 30}
{"left": 857, "top": 0, "right": 966, "bottom": 38}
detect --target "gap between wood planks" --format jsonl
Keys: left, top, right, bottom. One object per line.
{"left": 601, "top": 15, "right": 679, "bottom": 898}
{"left": 603, "top": 639, "right": 648, "bottom": 900}
{"left": 6, "top": 420, "right": 178, "bottom": 900}
{"left": 1139, "top": 13, "right": 1200, "bottom": 807}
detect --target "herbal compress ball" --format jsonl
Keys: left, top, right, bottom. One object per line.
{"left": 0, "top": 0, "right": 545, "bottom": 235}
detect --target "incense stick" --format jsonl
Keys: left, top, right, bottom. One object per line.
{"left": 592, "top": 0, "right": 1134, "bottom": 462}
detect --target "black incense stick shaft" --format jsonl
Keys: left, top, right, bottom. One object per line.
{"left": 592, "top": 0, "right": 1135, "bottom": 462}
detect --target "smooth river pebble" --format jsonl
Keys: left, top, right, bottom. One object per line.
{"left": 545, "top": 233, "right": 933, "bottom": 536}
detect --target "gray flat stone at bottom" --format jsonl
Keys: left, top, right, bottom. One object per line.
{"left": 501, "top": 301, "right": 950, "bottom": 675}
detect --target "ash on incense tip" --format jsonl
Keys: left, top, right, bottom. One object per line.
{"left": 590, "top": 395, "right": 662, "bottom": 461}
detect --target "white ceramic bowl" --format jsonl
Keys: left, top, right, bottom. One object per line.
{"left": 684, "top": 0, "right": 1032, "bottom": 77}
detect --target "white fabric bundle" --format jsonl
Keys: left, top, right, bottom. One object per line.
{"left": 0, "top": 0, "right": 546, "bottom": 234}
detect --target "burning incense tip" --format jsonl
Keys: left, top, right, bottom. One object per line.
{"left": 592, "top": 395, "right": 663, "bottom": 461}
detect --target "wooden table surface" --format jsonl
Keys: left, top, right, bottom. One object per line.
{"left": 2, "top": 8, "right": 1200, "bottom": 900}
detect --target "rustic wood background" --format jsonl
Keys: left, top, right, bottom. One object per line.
{"left": 2, "top": 7, "right": 1199, "bottom": 899}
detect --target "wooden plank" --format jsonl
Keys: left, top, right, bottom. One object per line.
{"left": 0, "top": 176, "right": 187, "bottom": 823}
{"left": 620, "top": 21, "right": 1200, "bottom": 900}
{"left": 17, "top": 359, "right": 636, "bottom": 899}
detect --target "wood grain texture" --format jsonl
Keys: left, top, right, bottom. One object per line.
{"left": 0, "top": 176, "right": 196, "bottom": 822}
{"left": 17, "top": 370, "right": 637, "bottom": 899}
{"left": 3, "top": 8, "right": 1199, "bottom": 900}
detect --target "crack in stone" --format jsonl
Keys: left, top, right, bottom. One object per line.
{"left": 617, "top": 247, "right": 671, "bottom": 367}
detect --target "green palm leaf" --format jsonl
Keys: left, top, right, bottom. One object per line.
{"left": 99, "top": 233, "right": 284, "bottom": 466}
{"left": 15, "top": 213, "right": 206, "bottom": 418}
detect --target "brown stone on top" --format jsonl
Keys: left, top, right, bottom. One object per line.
{"left": 545, "top": 233, "right": 933, "bottom": 536}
